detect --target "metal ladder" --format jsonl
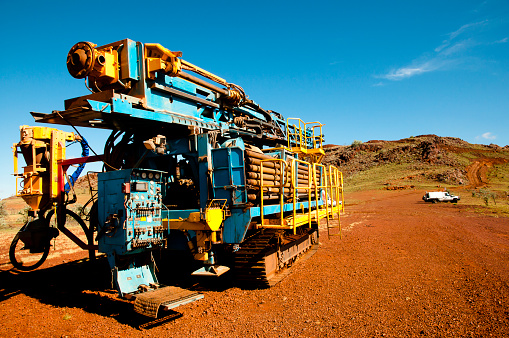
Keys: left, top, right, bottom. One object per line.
{"left": 325, "top": 166, "right": 344, "bottom": 239}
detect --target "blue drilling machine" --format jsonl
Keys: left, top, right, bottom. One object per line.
{"left": 11, "top": 39, "right": 344, "bottom": 317}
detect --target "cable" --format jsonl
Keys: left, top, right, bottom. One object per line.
{"left": 84, "top": 79, "right": 93, "bottom": 93}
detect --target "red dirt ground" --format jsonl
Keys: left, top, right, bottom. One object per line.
{"left": 1, "top": 189, "right": 508, "bottom": 337}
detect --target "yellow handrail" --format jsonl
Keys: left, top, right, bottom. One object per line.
{"left": 329, "top": 166, "right": 343, "bottom": 221}
{"left": 257, "top": 156, "right": 343, "bottom": 236}
{"left": 291, "top": 158, "right": 312, "bottom": 234}
{"left": 260, "top": 159, "right": 288, "bottom": 230}
{"left": 313, "top": 163, "right": 329, "bottom": 227}
{"left": 287, "top": 118, "right": 305, "bottom": 150}
{"left": 286, "top": 119, "right": 325, "bottom": 164}
{"left": 313, "top": 163, "right": 329, "bottom": 222}
{"left": 305, "top": 122, "right": 325, "bottom": 150}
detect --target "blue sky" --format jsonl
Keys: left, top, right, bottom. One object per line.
{"left": 1, "top": 0, "right": 508, "bottom": 199}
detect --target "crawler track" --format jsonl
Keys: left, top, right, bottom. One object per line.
{"left": 234, "top": 228, "right": 318, "bottom": 287}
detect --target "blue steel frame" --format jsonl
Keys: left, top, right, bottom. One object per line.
{"left": 30, "top": 39, "right": 330, "bottom": 295}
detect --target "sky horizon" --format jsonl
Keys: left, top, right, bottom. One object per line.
{"left": 1, "top": 0, "right": 508, "bottom": 199}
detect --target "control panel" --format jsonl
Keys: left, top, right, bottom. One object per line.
{"left": 97, "top": 169, "right": 166, "bottom": 256}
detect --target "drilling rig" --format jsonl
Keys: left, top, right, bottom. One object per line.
{"left": 11, "top": 39, "right": 344, "bottom": 317}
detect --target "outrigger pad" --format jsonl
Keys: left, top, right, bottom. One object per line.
{"left": 134, "top": 286, "right": 203, "bottom": 318}
{"left": 116, "top": 265, "right": 157, "bottom": 294}
{"left": 191, "top": 265, "right": 230, "bottom": 277}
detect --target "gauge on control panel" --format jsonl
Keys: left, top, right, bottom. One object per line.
{"left": 134, "top": 182, "right": 149, "bottom": 192}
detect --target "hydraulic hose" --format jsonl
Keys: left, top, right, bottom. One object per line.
{"left": 65, "top": 138, "right": 90, "bottom": 192}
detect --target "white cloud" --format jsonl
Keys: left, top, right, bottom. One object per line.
{"left": 434, "top": 40, "right": 450, "bottom": 53}
{"left": 383, "top": 64, "right": 432, "bottom": 81}
{"left": 448, "top": 20, "right": 488, "bottom": 40}
{"left": 381, "top": 58, "right": 457, "bottom": 81}
{"left": 481, "top": 132, "right": 496, "bottom": 140}
{"left": 438, "top": 39, "right": 474, "bottom": 56}
{"left": 379, "top": 20, "right": 494, "bottom": 81}
{"left": 494, "top": 37, "right": 508, "bottom": 44}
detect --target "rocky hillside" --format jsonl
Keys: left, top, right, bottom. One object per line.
{"left": 322, "top": 135, "right": 509, "bottom": 191}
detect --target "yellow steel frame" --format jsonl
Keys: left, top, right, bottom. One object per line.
{"left": 287, "top": 118, "right": 307, "bottom": 153}
{"left": 324, "top": 165, "right": 344, "bottom": 238}
{"left": 259, "top": 158, "right": 335, "bottom": 234}
{"left": 13, "top": 126, "right": 74, "bottom": 212}
{"left": 291, "top": 158, "right": 312, "bottom": 234}
{"left": 13, "top": 141, "right": 45, "bottom": 211}
{"left": 306, "top": 122, "right": 324, "bottom": 149}
{"left": 256, "top": 121, "right": 344, "bottom": 236}
{"left": 313, "top": 163, "right": 329, "bottom": 228}
{"left": 163, "top": 199, "right": 227, "bottom": 262}
{"left": 286, "top": 118, "right": 325, "bottom": 163}
{"left": 260, "top": 159, "right": 290, "bottom": 230}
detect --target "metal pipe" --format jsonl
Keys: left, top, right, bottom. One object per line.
{"left": 245, "top": 156, "right": 315, "bottom": 175}
{"left": 245, "top": 150, "right": 275, "bottom": 160}
{"left": 178, "top": 71, "right": 229, "bottom": 96}
{"left": 246, "top": 172, "right": 281, "bottom": 181}
{"left": 246, "top": 164, "right": 281, "bottom": 175}
{"left": 246, "top": 179, "right": 290, "bottom": 186}
{"left": 248, "top": 194, "right": 282, "bottom": 201}
{"left": 245, "top": 157, "right": 282, "bottom": 168}
{"left": 181, "top": 59, "right": 228, "bottom": 86}
{"left": 246, "top": 159, "right": 312, "bottom": 178}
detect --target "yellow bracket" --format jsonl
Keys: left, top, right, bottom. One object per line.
{"left": 13, "top": 126, "right": 76, "bottom": 212}
{"left": 163, "top": 199, "right": 227, "bottom": 232}
{"left": 145, "top": 43, "right": 183, "bottom": 78}
{"left": 95, "top": 48, "right": 119, "bottom": 84}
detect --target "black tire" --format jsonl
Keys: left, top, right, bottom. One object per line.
{"left": 9, "top": 225, "right": 51, "bottom": 271}
{"left": 9, "top": 208, "right": 92, "bottom": 271}
{"left": 432, "top": 199, "right": 437, "bottom": 204}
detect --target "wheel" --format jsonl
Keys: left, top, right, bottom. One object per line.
{"left": 9, "top": 208, "right": 93, "bottom": 271}
{"left": 9, "top": 221, "right": 51, "bottom": 271}
{"left": 46, "top": 208, "right": 96, "bottom": 259}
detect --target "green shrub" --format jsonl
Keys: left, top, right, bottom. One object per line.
{"left": 351, "top": 140, "right": 363, "bottom": 148}
{"left": 472, "top": 188, "right": 497, "bottom": 206}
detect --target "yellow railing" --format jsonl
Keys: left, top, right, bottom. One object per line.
{"left": 287, "top": 118, "right": 306, "bottom": 151}
{"left": 286, "top": 119, "right": 325, "bottom": 163}
{"left": 291, "top": 158, "right": 312, "bottom": 234}
{"left": 324, "top": 165, "right": 344, "bottom": 238}
{"left": 260, "top": 159, "right": 289, "bottom": 230}
{"left": 257, "top": 153, "right": 344, "bottom": 237}
{"left": 313, "top": 163, "right": 329, "bottom": 227}
{"left": 306, "top": 122, "right": 325, "bottom": 150}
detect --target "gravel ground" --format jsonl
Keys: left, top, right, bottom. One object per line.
{"left": 1, "top": 189, "right": 508, "bottom": 337}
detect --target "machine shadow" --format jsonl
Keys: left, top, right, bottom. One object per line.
{"left": 0, "top": 257, "right": 146, "bottom": 327}
{"left": 0, "top": 250, "right": 239, "bottom": 327}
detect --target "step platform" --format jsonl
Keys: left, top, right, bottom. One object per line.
{"left": 133, "top": 286, "right": 203, "bottom": 318}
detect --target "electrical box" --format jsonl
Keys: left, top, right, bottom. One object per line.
{"left": 97, "top": 168, "right": 166, "bottom": 256}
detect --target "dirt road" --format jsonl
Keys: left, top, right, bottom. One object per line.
{"left": 1, "top": 190, "right": 508, "bottom": 337}
{"left": 465, "top": 157, "right": 509, "bottom": 188}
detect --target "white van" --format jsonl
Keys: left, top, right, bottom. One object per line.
{"left": 422, "top": 191, "right": 460, "bottom": 203}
